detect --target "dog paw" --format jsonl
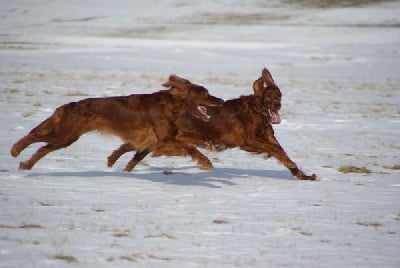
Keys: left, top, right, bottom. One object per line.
{"left": 298, "top": 173, "right": 317, "bottom": 181}
{"left": 10, "top": 146, "right": 20, "bottom": 157}
{"left": 291, "top": 167, "right": 317, "bottom": 181}
{"left": 123, "top": 165, "right": 136, "bottom": 172}
{"left": 19, "top": 161, "right": 32, "bottom": 170}
{"left": 107, "top": 157, "right": 115, "bottom": 168}
{"left": 305, "top": 174, "right": 317, "bottom": 181}
{"left": 199, "top": 162, "right": 214, "bottom": 170}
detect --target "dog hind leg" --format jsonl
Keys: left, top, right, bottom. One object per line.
{"left": 11, "top": 104, "right": 71, "bottom": 158}
{"left": 11, "top": 135, "right": 39, "bottom": 158}
{"left": 18, "top": 139, "right": 78, "bottom": 170}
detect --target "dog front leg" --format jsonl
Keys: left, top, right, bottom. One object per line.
{"left": 269, "top": 144, "right": 316, "bottom": 181}
{"left": 107, "top": 143, "right": 135, "bottom": 168}
{"left": 123, "top": 149, "right": 150, "bottom": 172}
{"left": 263, "top": 126, "right": 316, "bottom": 180}
{"left": 243, "top": 138, "right": 316, "bottom": 181}
{"left": 152, "top": 141, "right": 213, "bottom": 170}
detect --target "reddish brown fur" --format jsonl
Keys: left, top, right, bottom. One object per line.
{"left": 156, "top": 69, "right": 316, "bottom": 180}
{"left": 10, "top": 76, "right": 223, "bottom": 171}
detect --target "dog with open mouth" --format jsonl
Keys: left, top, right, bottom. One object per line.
{"left": 109, "top": 69, "right": 316, "bottom": 180}
{"left": 159, "top": 68, "right": 316, "bottom": 180}
{"left": 10, "top": 75, "right": 223, "bottom": 171}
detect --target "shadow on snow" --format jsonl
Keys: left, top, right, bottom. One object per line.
{"left": 27, "top": 166, "right": 293, "bottom": 188}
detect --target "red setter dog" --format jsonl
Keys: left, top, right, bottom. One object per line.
{"left": 176, "top": 68, "right": 316, "bottom": 180}
{"left": 10, "top": 76, "right": 223, "bottom": 171}
{"left": 111, "top": 69, "right": 316, "bottom": 180}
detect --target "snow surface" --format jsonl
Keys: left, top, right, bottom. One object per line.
{"left": 1, "top": 0, "right": 399, "bottom": 267}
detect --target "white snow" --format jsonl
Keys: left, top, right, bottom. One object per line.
{"left": 1, "top": 0, "right": 399, "bottom": 267}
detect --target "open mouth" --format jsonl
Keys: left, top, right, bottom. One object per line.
{"left": 269, "top": 109, "right": 281, "bottom": 124}
{"left": 195, "top": 105, "right": 211, "bottom": 122}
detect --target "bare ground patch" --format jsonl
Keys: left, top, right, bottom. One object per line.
{"left": 338, "top": 165, "right": 372, "bottom": 174}
{"left": 52, "top": 254, "right": 78, "bottom": 263}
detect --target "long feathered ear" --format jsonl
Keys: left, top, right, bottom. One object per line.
{"left": 169, "top": 86, "right": 188, "bottom": 97}
{"left": 262, "top": 68, "right": 276, "bottom": 86}
{"left": 252, "top": 77, "right": 264, "bottom": 97}
{"left": 162, "top": 80, "right": 185, "bottom": 89}
{"left": 162, "top": 74, "right": 190, "bottom": 88}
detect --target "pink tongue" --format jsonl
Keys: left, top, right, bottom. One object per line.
{"left": 198, "top": 105, "right": 207, "bottom": 115}
{"left": 197, "top": 105, "right": 211, "bottom": 121}
{"left": 270, "top": 110, "right": 281, "bottom": 124}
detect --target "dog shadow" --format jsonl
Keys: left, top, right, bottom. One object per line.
{"left": 28, "top": 166, "right": 293, "bottom": 188}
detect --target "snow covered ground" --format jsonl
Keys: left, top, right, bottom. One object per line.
{"left": 1, "top": 0, "right": 399, "bottom": 267}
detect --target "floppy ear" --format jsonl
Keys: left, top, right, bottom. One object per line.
{"left": 170, "top": 74, "right": 190, "bottom": 84}
{"left": 169, "top": 86, "right": 188, "bottom": 98}
{"left": 262, "top": 68, "right": 276, "bottom": 86}
{"left": 162, "top": 80, "right": 185, "bottom": 89}
{"left": 162, "top": 74, "right": 191, "bottom": 88}
{"left": 162, "top": 75, "right": 176, "bottom": 88}
{"left": 252, "top": 77, "right": 264, "bottom": 97}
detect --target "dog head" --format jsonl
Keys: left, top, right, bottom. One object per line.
{"left": 253, "top": 68, "right": 282, "bottom": 124}
{"left": 163, "top": 75, "right": 224, "bottom": 122}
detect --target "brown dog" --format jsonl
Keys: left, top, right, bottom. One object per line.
{"left": 108, "top": 69, "right": 316, "bottom": 180}
{"left": 174, "top": 68, "right": 316, "bottom": 180}
{"left": 10, "top": 76, "right": 223, "bottom": 171}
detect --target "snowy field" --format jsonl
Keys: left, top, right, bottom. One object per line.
{"left": 1, "top": 0, "right": 400, "bottom": 267}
